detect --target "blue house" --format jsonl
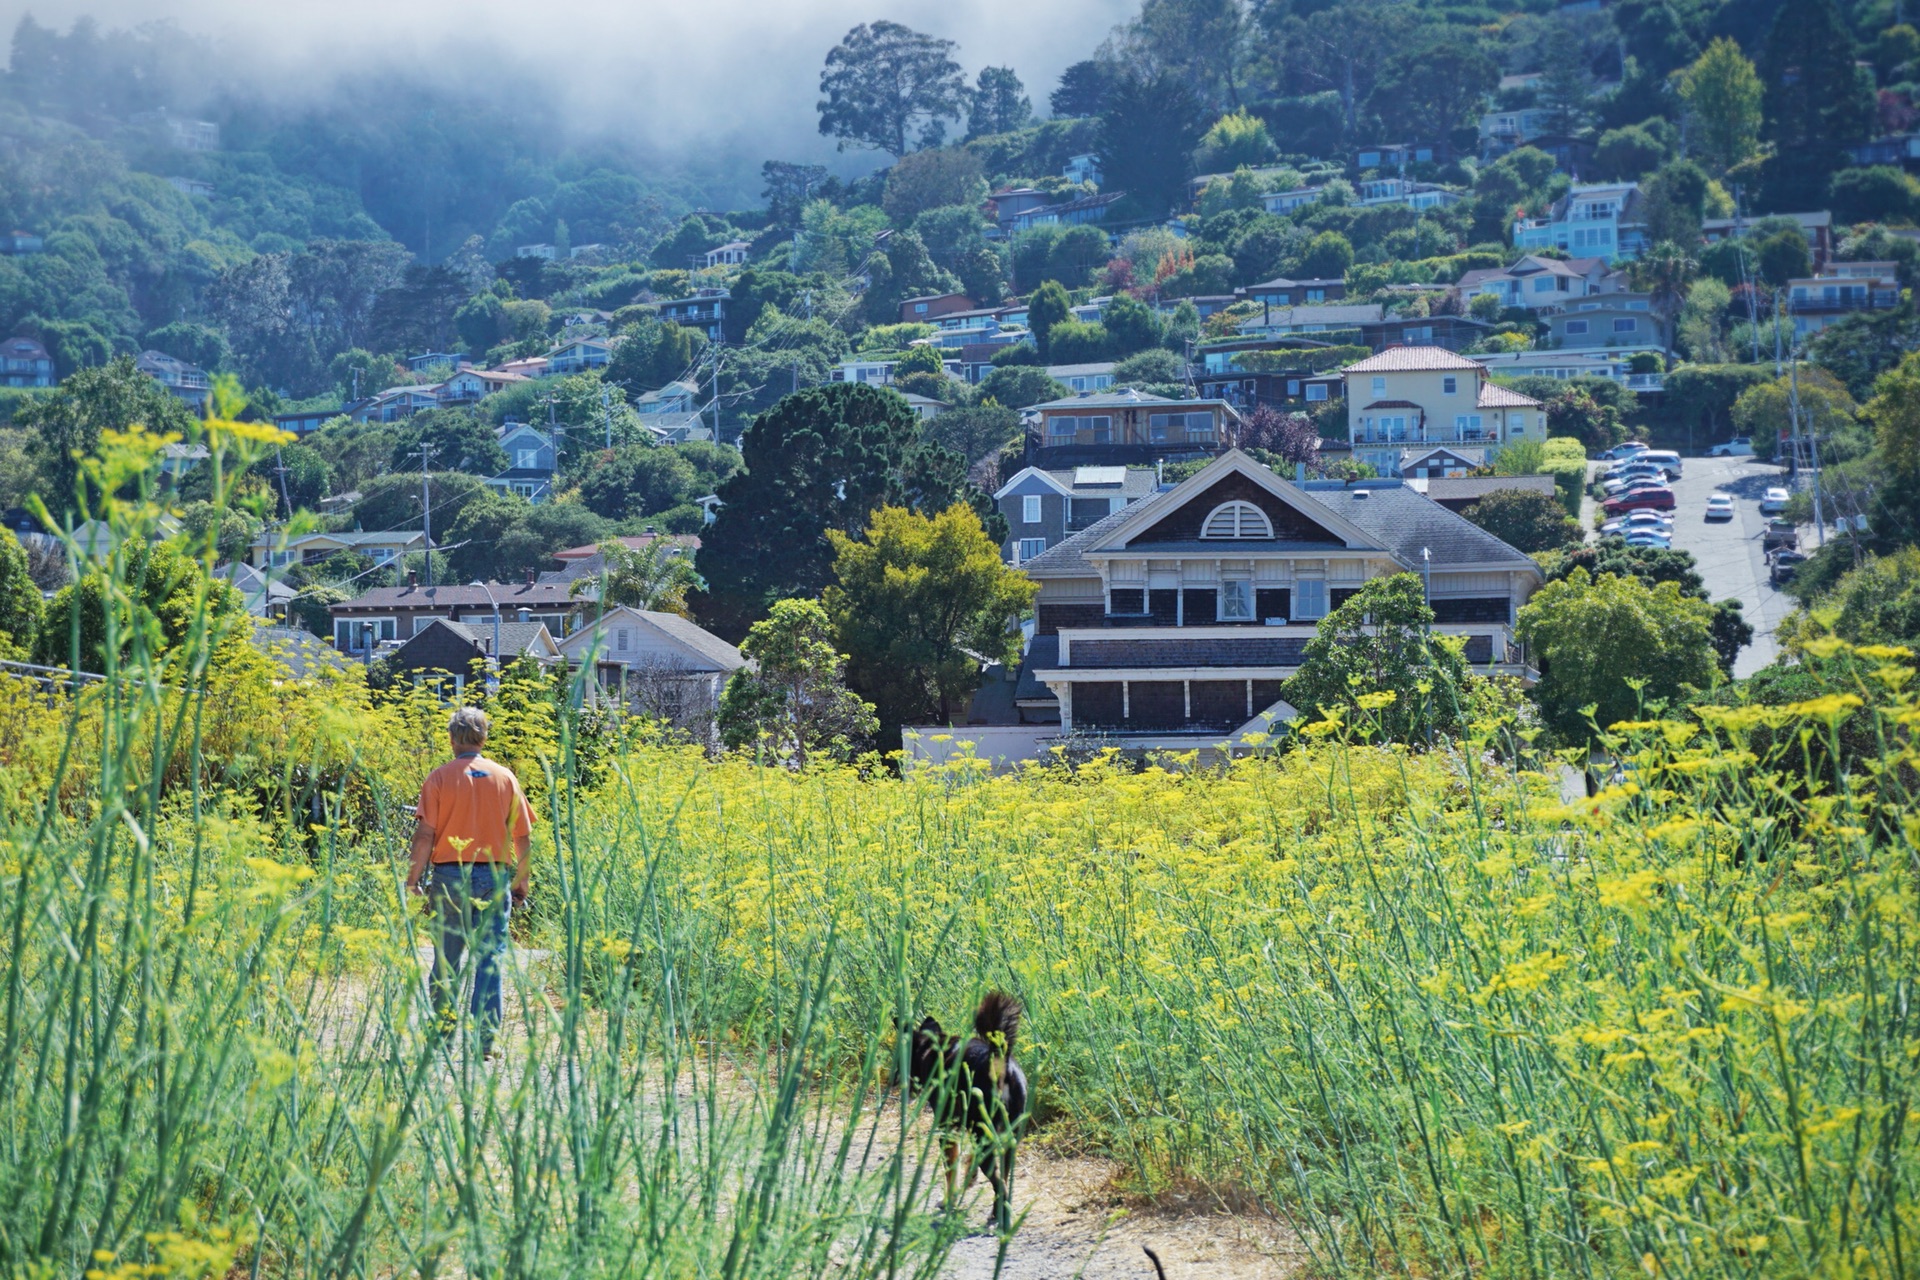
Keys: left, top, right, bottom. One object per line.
{"left": 491, "top": 423, "right": 557, "bottom": 502}
{"left": 1, "top": 336, "right": 55, "bottom": 387}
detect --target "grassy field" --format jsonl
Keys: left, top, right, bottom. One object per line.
{"left": 2, "top": 445, "right": 1916, "bottom": 1277}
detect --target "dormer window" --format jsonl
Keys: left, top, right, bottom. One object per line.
{"left": 1201, "top": 500, "right": 1274, "bottom": 539}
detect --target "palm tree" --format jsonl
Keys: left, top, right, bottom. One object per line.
{"left": 570, "top": 538, "right": 706, "bottom": 617}
{"left": 1633, "top": 241, "right": 1698, "bottom": 362}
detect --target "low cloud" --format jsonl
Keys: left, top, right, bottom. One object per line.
{"left": 4, "top": 0, "right": 1133, "bottom": 169}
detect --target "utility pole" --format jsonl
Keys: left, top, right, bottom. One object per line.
{"left": 413, "top": 442, "right": 437, "bottom": 587}
{"left": 600, "top": 384, "right": 613, "bottom": 449}
{"left": 708, "top": 340, "right": 723, "bottom": 442}
{"left": 271, "top": 448, "right": 293, "bottom": 520}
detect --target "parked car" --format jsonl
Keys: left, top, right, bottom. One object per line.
{"left": 1762, "top": 518, "right": 1798, "bottom": 553}
{"left": 1637, "top": 450, "right": 1684, "bottom": 479}
{"left": 1708, "top": 437, "right": 1755, "bottom": 457}
{"left": 1601, "top": 511, "right": 1674, "bottom": 535}
{"left": 1624, "top": 530, "right": 1672, "bottom": 548}
{"left": 1705, "top": 494, "right": 1735, "bottom": 521}
{"left": 1603, "top": 461, "right": 1666, "bottom": 484}
{"left": 1605, "top": 476, "right": 1672, "bottom": 498}
{"left": 1599, "top": 442, "right": 1650, "bottom": 461}
{"left": 1759, "top": 486, "right": 1790, "bottom": 514}
{"left": 1769, "top": 548, "right": 1808, "bottom": 586}
{"left": 1605, "top": 488, "right": 1676, "bottom": 514}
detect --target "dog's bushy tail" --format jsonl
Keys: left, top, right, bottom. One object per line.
{"left": 974, "top": 991, "right": 1021, "bottom": 1050}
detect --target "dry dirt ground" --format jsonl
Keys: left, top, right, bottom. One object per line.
{"left": 392, "top": 946, "right": 1306, "bottom": 1280}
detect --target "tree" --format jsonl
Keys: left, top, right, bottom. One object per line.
{"left": 16, "top": 356, "right": 197, "bottom": 513}
{"left": 1733, "top": 369, "right": 1860, "bottom": 458}
{"left": 1296, "top": 231, "right": 1354, "bottom": 281}
{"left": 1098, "top": 70, "right": 1205, "bottom": 218}
{"left": 576, "top": 445, "right": 701, "bottom": 521}
{"left": 825, "top": 504, "right": 1036, "bottom": 738}
{"left": 975, "top": 364, "right": 1067, "bottom": 410}
{"left": 1025, "top": 281, "right": 1072, "bottom": 360}
{"left": 367, "top": 264, "right": 470, "bottom": 357}
{"left": 1632, "top": 241, "right": 1698, "bottom": 357}
{"left": 882, "top": 148, "right": 987, "bottom": 224}
{"left": 1518, "top": 567, "right": 1719, "bottom": 739}
{"left": 1117, "top": 0, "right": 1250, "bottom": 113}
{"left": 1829, "top": 167, "right": 1920, "bottom": 225}
{"left": 1366, "top": 29, "right": 1496, "bottom": 147}
{"left": 0, "top": 528, "right": 39, "bottom": 657}
{"left": 966, "top": 67, "right": 1031, "bottom": 139}
{"left": 353, "top": 470, "right": 488, "bottom": 537}
{"left": 1239, "top": 405, "right": 1319, "bottom": 467}
{"left": 1051, "top": 60, "right": 1117, "bottom": 118}
{"left": 1102, "top": 296, "right": 1163, "bottom": 356}
{"left": 35, "top": 538, "right": 246, "bottom": 671}
{"left": 1830, "top": 548, "right": 1920, "bottom": 648}
{"left": 1461, "top": 489, "right": 1582, "bottom": 554}
{"left": 1679, "top": 38, "right": 1764, "bottom": 176}
{"left": 571, "top": 538, "right": 705, "bottom": 617}
{"left": 1638, "top": 160, "right": 1714, "bottom": 248}
{"left": 1537, "top": 23, "right": 1595, "bottom": 138}
{"left": 605, "top": 316, "right": 706, "bottom": 396}
{"left": 1283, "top": 574, "right": 1471, "bottom": 743}
{"left": 1592, "top": 124, "right": 1670, "bottom": 183}
{"left": 1758, "top": 0, "right": 1876, "bottom": 209}
{"left": 717, "top": 598, "right": 878, "bottom": 766}
{"left": 1196, "top": 111, "right": 1277, "bottom": 172}
{"left": 1866, "top": 348, "right": 1920, "bottom": 483}
{"left": 1046, "top": 321, "right": 1112, "bottom": 364}
{"left": 177, "top": 500, "right": 264, "bottom": 564}
{"left": 694, "top": 383, "right": 968, "bottom": 641}
{"left": 817, "top": 22, "right": 968, "bottom": 158}
{"left": 762, "top": 161, "right": 830, "bottom": 227}
{"left": 925, "top": 402, "right": 1023, "bottom": 464}
{"left": 390, "top": 409, "right": 509, "bottom": 476}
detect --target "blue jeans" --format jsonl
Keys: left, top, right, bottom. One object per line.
{"left": 426, "top": 862, "right": 511, "bottom": 1054}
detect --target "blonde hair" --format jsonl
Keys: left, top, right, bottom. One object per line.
{"left": 448, "top": 706, "right": 491, "bottom": 749}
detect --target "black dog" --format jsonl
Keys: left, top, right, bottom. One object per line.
{"left": 905, "top": 991, "right": 1028, "bottom": 1230}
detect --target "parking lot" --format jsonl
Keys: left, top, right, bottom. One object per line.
{"left": 1588, "top": 454, "right": 1803, "bottom": 678}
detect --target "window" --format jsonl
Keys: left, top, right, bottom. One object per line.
{"left": 1565, "top": 320, "right": 1589, "bottom": 335}
{"left": 1306, "top": 383, "right": 1328, "bottom": 401}
{"left": 1218, "top": 580, "right": 1254, "bottom": 621}
{"left": 267, "top": 549, "right": 294, "bottom": 568}
{"left": 1017, "top": 538, "right": 1047, "bottom": 562}
{"left": 1287, "top": 379, "right": 1301, "bottom": 396}
{"left": 1293, "top": 580, "right": 1328, "bottom": 621}
{"left": 1613, "top": 317, "right": 1637, "bottom": 333}
{"left": 1049, "top": 414, "right": 1077, "bottom": 438}
{"left": 516, "top": 448, "right": 538, "bottom": 468}
{"left": 616, "top": 628, "right": 629, "bottom": 652}
{"left": 1022, "top": 494, "right": 1042, "bottom": 524}
{"left": 1306, "top": 288, "right": 1325, "bottom": 302}
{"left": 1201, "top": 500, "right": 1275, "bottom": 539}
{"left": 1442, "top": 376, "right": 1457, "bottom": 395}
{"left": 1149, "top": 412, "right": 1188, "bottom": 442}
{"left": 1372, "top": 376, "right": 1387, "bottom": 395}
{"left": 370, "top": 548, "right": 395, "bottom": 564}
{"left": 1405, "top": 326, "right": 1433, "bottom": 342}
{"left": 1534, "top": 277, "right": 1555, "bottom": 293}
{"left": 914, "top": 302, "right": 928, "bottom": 314}
{"left": 1090, "top": 415, "right": 1112, "bottom": 443}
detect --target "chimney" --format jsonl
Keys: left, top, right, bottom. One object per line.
{"left": 524, "top": 568, "right": 536, "bottom": 586}
{"left": 517, "top": 607, "right": 532, "bottom": 623}
{"left": 407, "top": 570, "right": 417, "bottom": 588}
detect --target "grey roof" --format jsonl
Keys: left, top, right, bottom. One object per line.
{"left": 1015, "top": 634, "right": 1059, "bottom": 704}
{"left": 1299, "top": 485, "right": 1540, "bottom": 572}
{"left": 1414, "top": 475, "right": 1558, "bottom": 504}
{"left": 400, "top": 617, "right": 555, "bottom": 660}
{"left": 333, "top": 581, "right": 579, "bottom": 613}
{"left": 1018, "top": 459, "right": 1541, "bottom": 580}
{"left": 1046, "top": 467, "right": 1159, "bottom": 499}
{"left": 641, "top": 611, "right": 747, "bottom": 670}
{"left": 252, "top": 624, "right": 347, "bottom": 679}
{"left": 1242, "top": 304, "right": 1384, "bottom": 328}
{"left": 1043, "top": 362, "right": 1118, "bottom": 378}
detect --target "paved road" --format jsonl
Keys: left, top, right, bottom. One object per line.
{"left": 1594, "top": 456, "right": 1808, "bottom": 678}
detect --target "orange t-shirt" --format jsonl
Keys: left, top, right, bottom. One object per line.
{"left": 417, "top": 753, "right": 535, "bottom": 864}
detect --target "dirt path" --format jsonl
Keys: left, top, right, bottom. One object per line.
{"left": 393, "top": 946, "right": 1305, "bottom": 1279}
{"left": 938, "top": 1143, "right": 1304, "bottom": 1280}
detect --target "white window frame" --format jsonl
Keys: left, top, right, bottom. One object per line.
{"left": 1371, "top": 376, "right": 1387, "bottom": 395}
{"left": 1201, "top": 500, "right": 1275, "bottom": 540}
{"left": 1292, "top": 580, "right": 1329, "bottom": 621}
{"left": 1218, "top": 579, "right": 1254, "bottom": 622}
{"left": 516, "top": 448, "right": 539, "bottom": 468}
{"left": 1022, "top": 494, "right": 1042, "bottom": 524}
{"left": 1442, "top": 376, "right": 1457, "bottom": 395}
{"left": 1049, "top": 414, "right": 1078, "bottom": 439}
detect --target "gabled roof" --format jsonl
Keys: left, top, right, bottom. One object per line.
{"left": 1299, "top": 485, "right": 1539, "bottom": 574}
{"left": 1342, "top": 346, "right": 1483, "bottom": 374}
{"left": 558, "top": 605, "right": 746, "bottom": 672}
{"left": 332, "top": 580, "right": 580, "bottom": 613}
{"left": 1477, "top": 383, "right": 1542, "bottom": 408}
{"left": 1242, "top": 276, "right": 1345, "bottom": 292}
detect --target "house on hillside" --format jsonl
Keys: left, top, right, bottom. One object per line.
{"left": 548, "top": 336, "right": 616, "bottom": 375}
{"left": 1786, "top": 263, "right": 1901, "bottom": 336}
{"left": 1, "top": 336, "right": 54, "bottom": 387}
{"left": 490, "top": 423, "right": 556, "bottom": 501}
{"left": 659, "top": 290, "right": 729, "bottom": 342}
{"left": 1342, "top": 346, "right": 1544, "bottom": 475}
{"left": 556, "top": 606, "right": 748, "bottom": 743}
{"left": 1008, "top": 451, "right": 1539, "bottom": 750}
{"left": 1513, "top": 183, "right": 1647, "bottom": 262}
{"left": 1456, "top": 255, "right": 1617, "bottom": 311}
{"left": 250, "top": 529, "right": 426, "bottom": 571}
{"left": 542, "top": 532, "right": 700, "bottom": 588}
{"left": 439, "top": 366, "right": 529, "bottom": 404}
{"left": 636, "top": 380, "right": 700, "bottom": 416}
{"left": 136, "top": 349, "right": 210, "bottom": 412}
{"left": 994, "top": 465, "right": 1158, "bottom": 566}
{"left": 1545, "top": 293, "right": 1658, "bottom": 350}
{"left": 1355, "top": 142, "right": 1449, "bottom": 169}
{"left": 327, "top": 578, "right": 585, "bottom": 657}
{"left": 1194, "top": 364, "right": 1343, "bottom": 412}
{"left": 1701, "top": 212, "right": 1833, "bottom": 271}
{"left": 1242, "top": 276, "right": 1346, "bottom": 308}
{"left": 1047, "top": 362, "right": 1117, "bottom": 394}
{"left": 353, "top": 384, "right": 441, "bottom": 423}
{"left": 0, "top": 230, "right": 43, "bottom": 255}
{"left": 1471, "top": 348, "right": 1666, "bottom": 392}
{"left": 1356, "top": 178, "right": 1461, "bottom": 211}
{"left": 1029, "top": 390, "right": 1243, "bottom": 468}
{"left": 900, "top": 292, "right": 975, "bottom": 323}
{"left": 387, "top": 617, "right": 562, "bottom": 695}
{"left": 1261, "top": 186, "right": 1325, "bottom": 214}
{"left": 272, "top": 407, "right": 345, "bottom": 436}
{"left": 702, "top": 241, "right": 749, "bottom": 269}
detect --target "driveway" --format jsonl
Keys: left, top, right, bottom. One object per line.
{"left": 1663, "top": 457, "right": 1803, "bottom": 678}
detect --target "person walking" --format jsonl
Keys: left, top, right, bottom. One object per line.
{"left": 406, "top": 706, "right": 534, "bottom": 1058}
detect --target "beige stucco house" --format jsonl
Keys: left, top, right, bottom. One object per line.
{"left": 1342, "top": 347, "right": 1544, "bottom": 476}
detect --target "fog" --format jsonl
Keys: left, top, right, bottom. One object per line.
{"left": 1, "top": 0, "right": 1135, "bottom": 170}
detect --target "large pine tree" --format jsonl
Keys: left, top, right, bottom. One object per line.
{"left": 1758, "top": 0, "right": 1874, "bottom": 210}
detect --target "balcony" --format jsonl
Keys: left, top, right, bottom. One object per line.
{"left": 1350, "top": 427, "right": 1496, "bottom": 446}
{"left": 1046, "top": 624, "right": 1530, "bottom": 678}
{"left": 1624, "top": 373, "right": 1666, "bottom": 392}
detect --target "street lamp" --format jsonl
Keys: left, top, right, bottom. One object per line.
{"left": 469, "top": 580, "right": 501, "bottom": 666}
{"left": 1421, "top": 547, "right": 1431, "bottom": 626}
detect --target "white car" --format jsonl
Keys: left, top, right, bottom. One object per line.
{"left": 1599, "top": 442, "right": 1650, "bottom": 461}
{"left": 1623, "top": 531, "right": 1673, "bottom": 549}
{"left": 1759, "top": 487, "right": 1790, "bottom": 515}
{"left": 1601, "top": 511, "right": 1674, "bottom": 536}
{"left": 1705, "top": 494, "right": 1735, "bottom": 521}
{"left": 1708, "top": 437, "right": 1755, "bottom": 457}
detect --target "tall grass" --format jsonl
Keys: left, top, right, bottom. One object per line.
{"left": 2, "top": 429, "right": 1916, "bottom": 1277}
